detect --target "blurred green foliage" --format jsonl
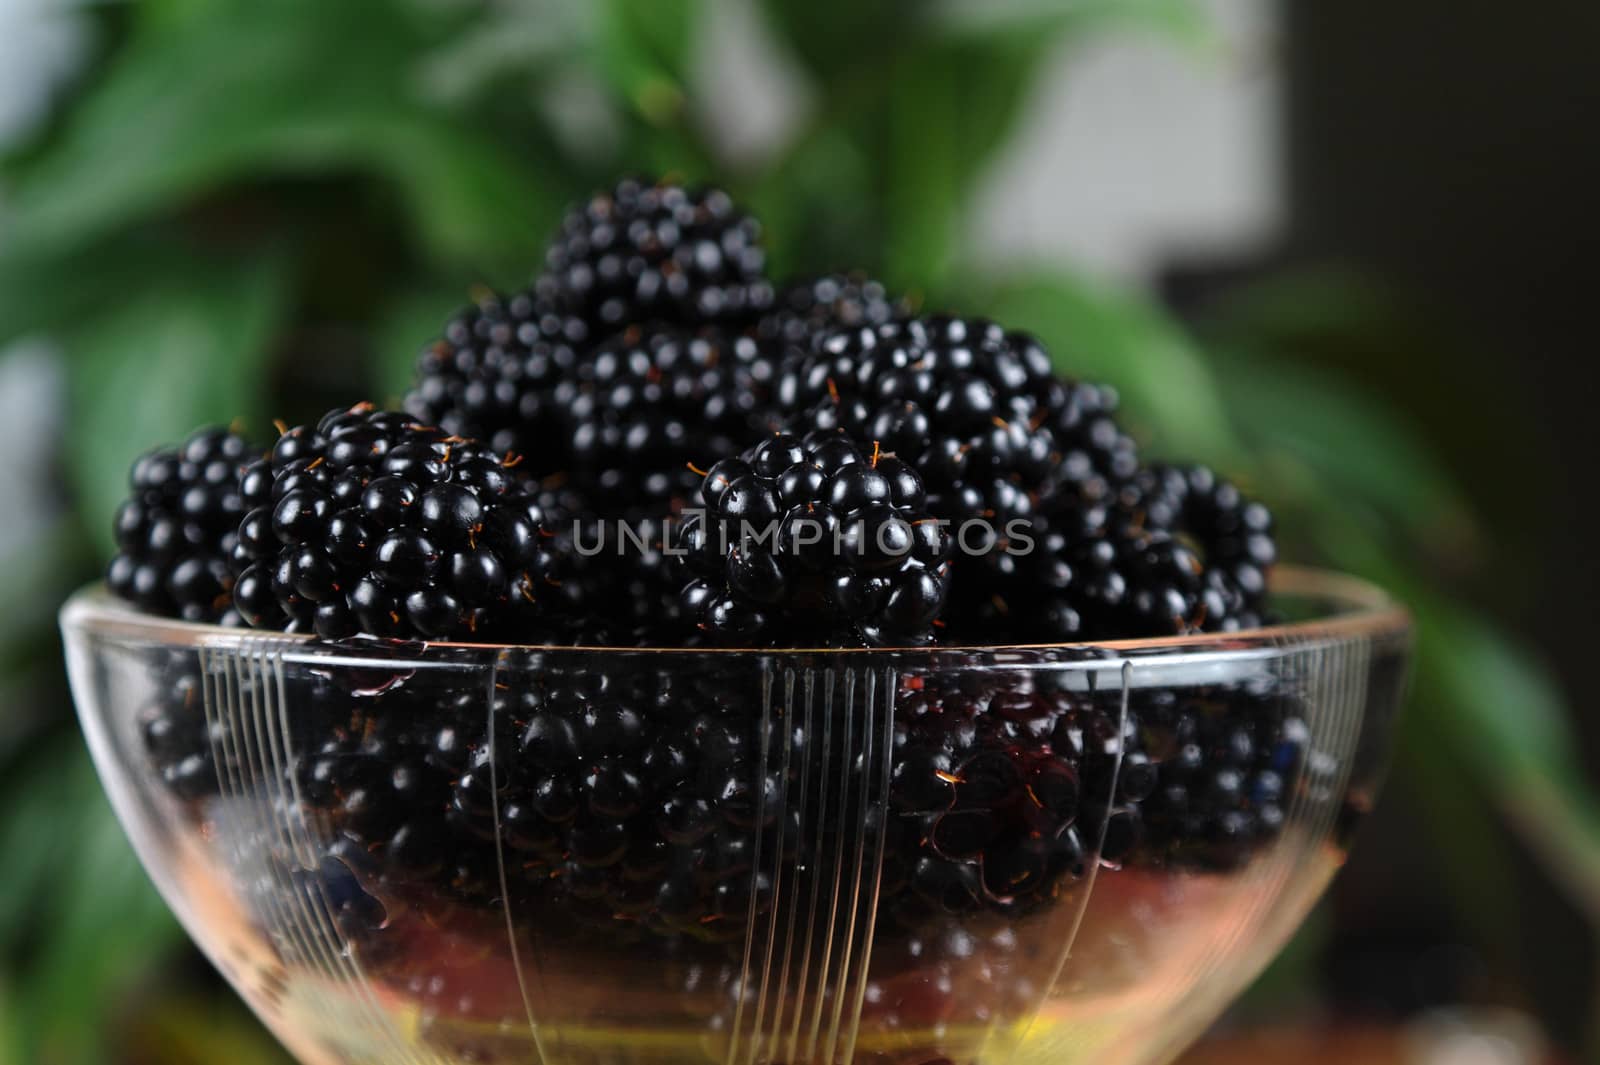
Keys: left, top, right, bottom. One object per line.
{"left": 1, "top": 0, "right": 1595, "bottom": 1061}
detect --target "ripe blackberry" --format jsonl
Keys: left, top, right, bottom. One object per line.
{"left": 404, "top": 288, "right": 590, "bottom": 468}
{"left": 232, "top": 404, "right": 574, "bottom": 640}
{"left": 775, "top": 318, "right": 1089, "bottom": 645}
{"left": 107, "top": 425, "right": 259, "bottom": 623}
{"left": 1041, "top": 379, "right": 1140, "bottom": 505}
{"left": 540, "top": 178, "right": 770, "bottom": 332}
{"left": 1134, "top": 675, "right": 1309, "bottom": 870}
{"left": 555, "top": 324, "right": 774, "bottom": 510}
{"left": 879, "top": 671, "right": 1111, "bottom": 929}
{"left": 674, "top": 429, "right": 953, "bottom": 647}
{"left": 948, "top": 501, "right": 1263, "bottom": 643}
{"left": 756, "top": 274, "right": 910, "bottom": 350}
{"left": 987, "top": 462, "right": 1277, "bottom": 640}
{"left": 777, "top": 317, "right": 1061, "bottom": 510}
{"left": 1112, "top": 464, "right": 1277, "bottom": 630}
{"left": 138, "top": 655, "right": 225, "bottom": 803}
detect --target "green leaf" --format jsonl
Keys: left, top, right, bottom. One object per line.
{"left": 0, "top": 980, "right": 18, "bottom": 1065}
{"left": 1219, "top": 353, "right": 1481, "bottom": 559}
{"left": 0, "top": 236, "right": 196, "bottom": 351}
{"left": 64, "top": 252, "right": 289, "bottom": 560}
{"left": 2, "top": 739, "right": 182, "bottom": 1065}
{"left": 758, "top": 0, "right": 1204, "bottom": 283}
{"left": 371, "top": 282, "right": 478, "bottom": 404}
{"left": 1415, "top": 603, "right": 1600, "bottom": 930}
{"left": 1, "top": 0, "right": 560, "bottom": 275}
{"left": 758, "top": 0, "right": 923, "bottom": 82}
{"left": 929, "top": 0, "right": 1209, "bottom": 46}
{"left": 416, "top": 2, "right": 597, "bottom": 106}
{"left": 878, "top": 38, "right": 1048, "bottom": 288}
{"left": 366, "top": 117, "right": 568, "bottom": 278}
{"left": 748, "top": 125, "right": 879, "bottom": 278}
{"left": 1292, "top": 505, "right": 1600, "bottom": 941}
{"left": 1, "top": 0, "right": 412, "bottom": 257}
{"left": 596, "top": 0, "right": 701, "bottom": 124}
{"left": 758, "top": 34, "right": 1053, "bottom": 288}
{"left": 979, "top": 271, "right": 1244, "bottom": 463}
{"left": 1196, "top": 268, "right": 1532, "bottom": 534}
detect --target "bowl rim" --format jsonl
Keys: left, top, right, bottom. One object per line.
{"left": 61, "top": 565, "right": 1410, "bottom": 658}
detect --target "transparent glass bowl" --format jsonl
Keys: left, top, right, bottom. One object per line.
{"left": 61, "top": 567, "right": 1409, "bottom": 1065}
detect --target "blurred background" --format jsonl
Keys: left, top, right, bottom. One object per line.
{"left": 2, "top": 0, "right": 1598, "bottom": 1062}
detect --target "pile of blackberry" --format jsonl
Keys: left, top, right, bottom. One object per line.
{"left": 135, "top": 644, "right": 1310, "bottom": 975}
{"left": 108, "top": 175, "right": 1303, "bottom": 963}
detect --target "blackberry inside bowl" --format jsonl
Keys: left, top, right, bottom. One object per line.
{"left": 62, "top": 567, "right": 1408, "bottom": 1065}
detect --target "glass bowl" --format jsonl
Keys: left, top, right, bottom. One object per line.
{"left": 61, "top": 566, "right": 1409, "bottom": 1065}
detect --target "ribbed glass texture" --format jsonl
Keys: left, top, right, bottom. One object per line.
{"left": 61, "top": 568, "right": 1409, "bottom": 1065}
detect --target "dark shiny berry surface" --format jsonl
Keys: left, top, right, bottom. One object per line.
{"left": 232, "top": 404, "right": 574, "bottom": 640}
{"left": 404, "top": 288, "right": 589, "bottom": 469}
{"left": 541, "top": 177, "right": 770, "bottom": 332}
{"left": 556, "top": 324, "right": 774, "bottom": 510}
{"left": 674, "top": 429, "right": 953, "bottom": 647}
{"left": 107, "top": 425, "right": 259, "bottom": 624}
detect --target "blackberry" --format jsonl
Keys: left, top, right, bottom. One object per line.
{"left": 107, "top": 425, "right": 259, "bottom": 623}
{"left": 1111, "top": 464, "right": 1277, "bottom": 630}
{"left": 232, "top": 404, "right": 574, "bottom": 640}
{"left": 756, "top": 274, "right": 910, "bottom": 350}
{"left": 775, "top": 317, "right": 1078, "bottom": 644}
{"left": 990, "top": 462, "right": 1277, "bottom": 641}
{"left": 138, "top": 654, "right": 226, "bottom": 802}
{"left": 777, "top": 317, "right": 1061, "bottom": 511}
{"left": 880, "top": 671, "right": 1107, "bottom": 928}
{"left": 674, "top": 429, "right": 953, "bottom": 647}
{"left": 930, "top": 370, "right": 1152, "bottom": 643}
{"left": 555, "top": 324, "right": 774, "bottom": 510}
{"left": 953, "top": 502, "right": 1266, "bottom": 643}
{"left": 404, "top": 288, "right": 590, "bottom": 468}
{"left": 540, "top": 178, "right": 770, "bottom": 332}
{"left": 1133, "top": 675, "right": 1310, "bottom": 870}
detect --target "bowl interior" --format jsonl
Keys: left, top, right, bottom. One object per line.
{"left": 61, "top": 568, "right": 1410, "bottom": 1065}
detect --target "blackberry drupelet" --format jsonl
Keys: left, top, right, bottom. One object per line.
{"left": 674, "top": 429, "right": 953, "bottom": 647}
{"left": 108, "top": 425, "right": 258, "bottom": 623}
{"left": 541, "top": 178, "right": 770, "bottom": 332}
{"left": 232, "top": 404, "right": 574, "bottom": 640}
{"left": 555, "top": 324, "right": 774, "bottom": 510}
{"left": 404, "top": 287, "right": 590, "bottom": 469}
